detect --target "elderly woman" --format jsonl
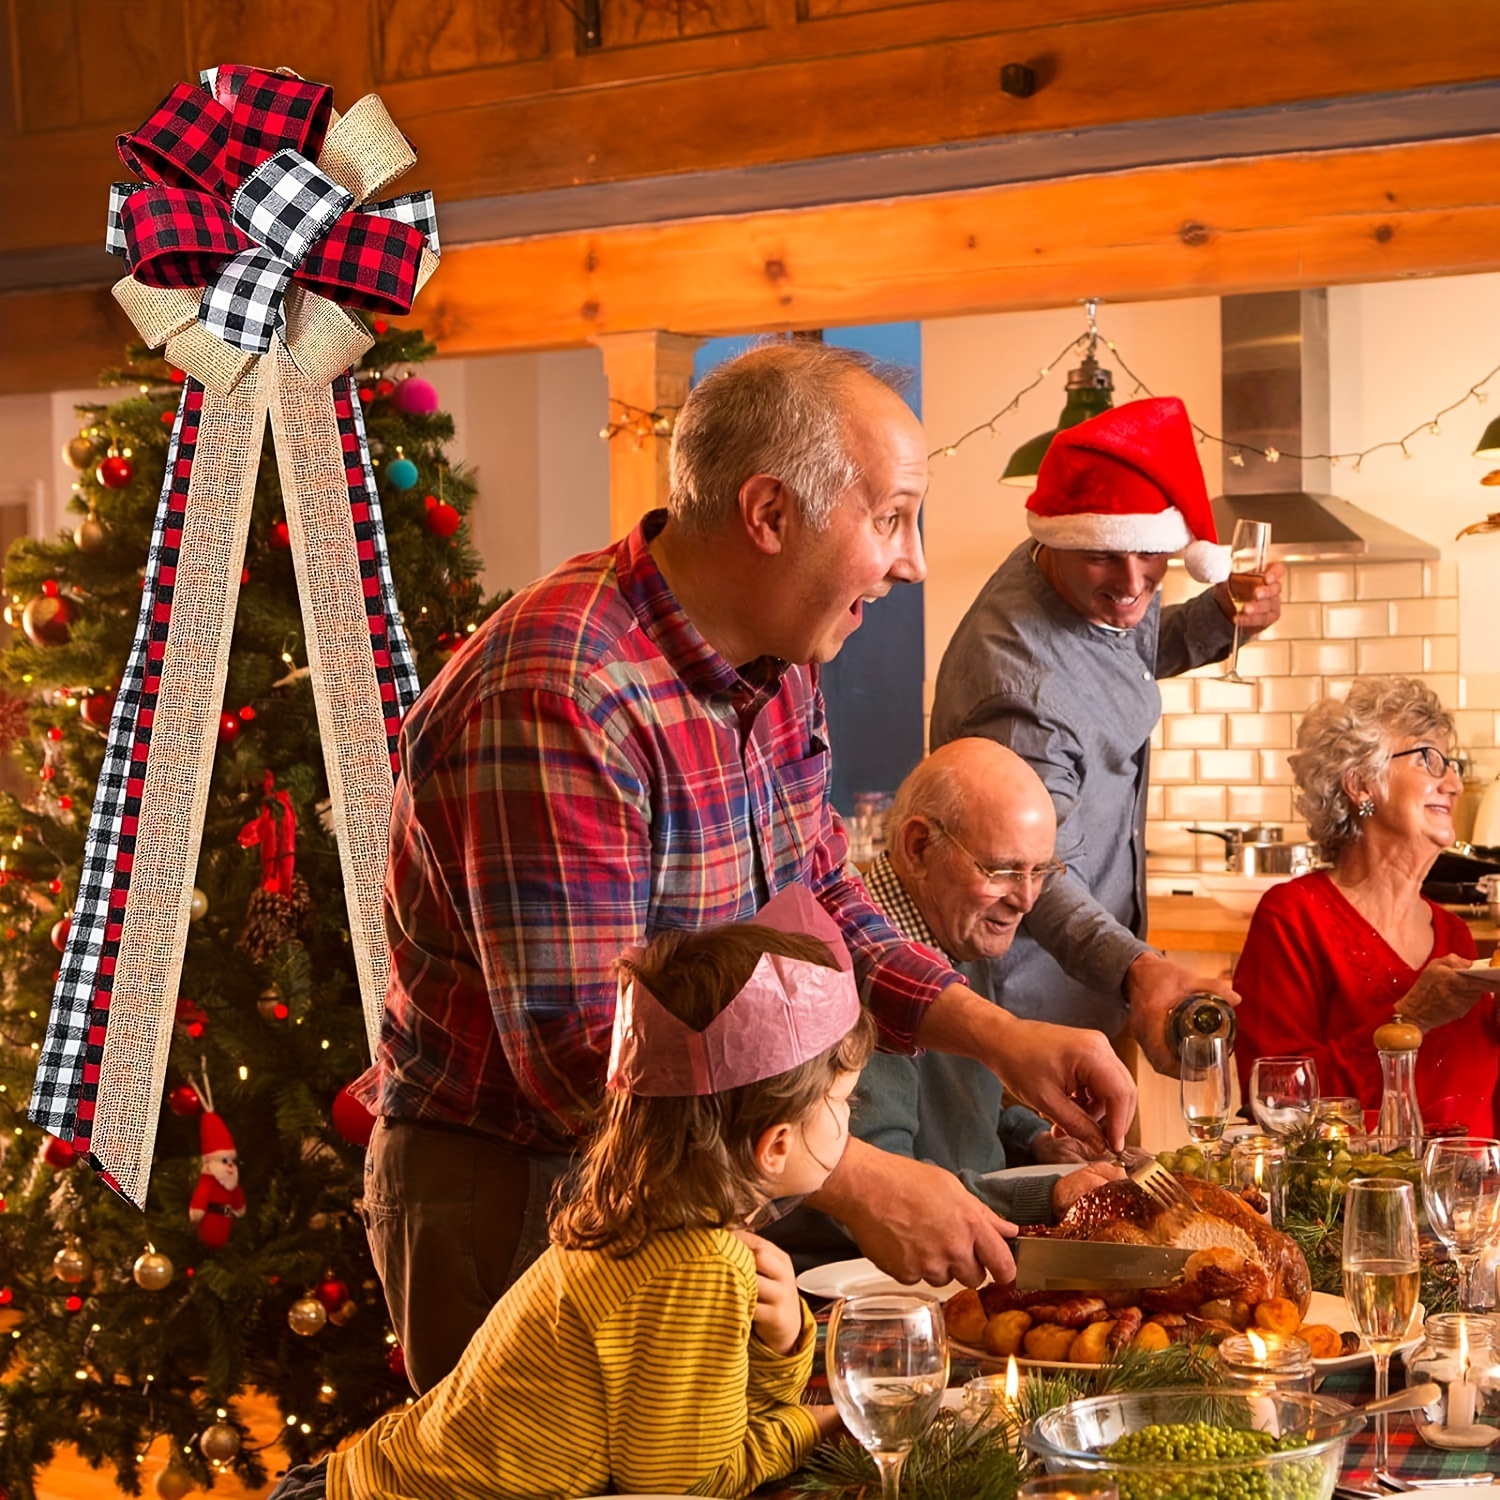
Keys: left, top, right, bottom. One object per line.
{"left": 1234, "top": 676, "right": 1500, "bottom": 1137}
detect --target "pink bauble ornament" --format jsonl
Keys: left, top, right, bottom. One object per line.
{"left": 393, "top": 376, "right": 438, "bottom": 415}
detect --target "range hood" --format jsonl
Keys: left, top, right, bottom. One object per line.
{"left": 1210, "top": 290, "right": 1437, "bottom": 562}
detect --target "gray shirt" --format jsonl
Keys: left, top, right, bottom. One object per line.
{"left": 929, "top": 542, "right": 1233, "bottom": 1035}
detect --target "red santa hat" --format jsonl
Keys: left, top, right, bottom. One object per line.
{"left": 1025, "top": 397, "right": 1231, "bottom": 585}
{"left": 199, "top": 1110, "right": 237, "bottom": 1158}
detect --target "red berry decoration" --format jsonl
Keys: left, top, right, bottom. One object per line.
{"left": 96, "top": 454, "right": 134, "bottom": 489}
{"left": 50, "top": 916, "right": 70, "bottom": 952}
{"left": 238, "top": 704, "right": 256, "bottom": 722}
{"left": 425, "top": 501, "right": 461, "bottom": 538}
{"left": 217, "top": 711, "right": 240, "bottom": 744}
{"left": 331, "top": 1082, "right": 377, "bottom": 1148}
{"left": 175, "top": 997, "right": 208, "bottom": 1039}
{"left": 269, "top": 520, "right": 291, "bottom": 552}
{"left": 314, "top": 1278, "right": 350, "bottom": 1312}
{"left": 387, "top": 1343, "right": 407, "bottom": 1379}
{"left": 167, "top": 1083, "right": 204, "bottom": 1117}
{"left": 48, "top": 878, "right": 62, "bottom": 894}
{"left": 64, "top": 1294, "right": 84, "bottom": 1313}
{"left": 41, "top": 1135, "right": 76, "bottom": 1169}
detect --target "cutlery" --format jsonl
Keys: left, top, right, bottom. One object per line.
{"left": 1012, "top": 1238, "right": 1190, "bottom": 1290}
{"left": 1119, "top": 1151, "right": 1201, "bottom": 1219}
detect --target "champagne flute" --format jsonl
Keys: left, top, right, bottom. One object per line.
{"left": 1343, "top": 1178, "right": 1420, "bottom": 1482}
{"left": 1180, "top": 1031, "right": 1233, "bottom": 1156}
{"left": 1220, "top": 519, "right": 1272, "bottom": 683}
{"left": 826, "top": 1293, "right": 948, "bottom": 1500}
{"left": 1422, "top": 1137, "right": 1500, "bottom": 1311}
{"left": 1248, "top": 1054, "right": 1320, "bottom": 1139}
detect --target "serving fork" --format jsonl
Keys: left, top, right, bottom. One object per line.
{"left": 1118, "top": 1150, "right": 1201, "bottom": 1219}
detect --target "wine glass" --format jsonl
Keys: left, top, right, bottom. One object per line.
{"left": 1343, "top": 1178, "right": 1420, "bottom": 1481}
{"left": 826, "top": 1293, "right": 948, "bottom": 1500}
{"left": 1180, "top": 1031, "right": 1233, "bottom": 1156}
{"left": 1220, "top": 519, "right": 1272, "bottom": 683}
{"left": 1248, "top": 1055, "right": 1320, "bottom": 1139}
{"left": 1422, "top": 1137, "right": 1500, "bottom": 1311}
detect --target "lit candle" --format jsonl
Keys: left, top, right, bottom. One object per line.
{"left": 1448, "top": 1321, "right": 1479, "bottom": 1432}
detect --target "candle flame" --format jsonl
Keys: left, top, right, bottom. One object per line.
{"left": 1246, "top": 1329, "right": 1269, "bottom": 1360}
{"left": 1005, "top": 1354, "right": 1020, "bottom": 1402}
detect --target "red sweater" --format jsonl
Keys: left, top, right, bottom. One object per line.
{"left": 1234, "top": 871, "right": 1497, "bottom": 1138}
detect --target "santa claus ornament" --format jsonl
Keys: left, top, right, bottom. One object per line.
{"left": 187, "top": 1074, "right": 246, "bottom": 1249}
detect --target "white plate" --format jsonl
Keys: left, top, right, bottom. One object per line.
{"left": 795, "top": 1256, "right": 967, "bottom": 1301}
{"left": 948, "top": 1290, "right": 1424, "bottom": 1373}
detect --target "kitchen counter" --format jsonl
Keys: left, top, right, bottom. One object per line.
{"left": 1147, "top": 893, "right": 1499, "bottom": 958}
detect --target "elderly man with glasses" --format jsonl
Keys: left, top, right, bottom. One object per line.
{"left": 767, "top": 737, "right": 1123, "bottom": 1270}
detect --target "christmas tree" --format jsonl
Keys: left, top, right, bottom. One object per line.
{"left": 0, "top": 321, "right": 502, "bottom": 1499}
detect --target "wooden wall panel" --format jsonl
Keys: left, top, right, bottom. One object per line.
{"left": 600, "top": 0, "right": 767, "bottom": 49}
{"left": 188, "top": 0, "right": 369, "bottom": 106}
{"left": 373, "top": 0, "right": 551, "bottom": 82}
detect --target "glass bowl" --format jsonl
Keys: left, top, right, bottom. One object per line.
{"left": 1024, "top": 1387, "right": 1365, "bottom": 1500}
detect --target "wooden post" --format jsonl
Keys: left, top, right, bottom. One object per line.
{"left": 593, "top": 331, "right": 701, "bottom": 539}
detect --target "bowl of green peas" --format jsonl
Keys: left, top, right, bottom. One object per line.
{"left": 1025, "top": 1387, "right": 1366, "bottom": 1500}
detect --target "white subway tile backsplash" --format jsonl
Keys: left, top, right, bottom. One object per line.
{"left": 1259, "top": 748, "right": 1295, "bottom": 784}
{"left": 1325, "top": 676, "right": 1356, "bottom": 701}
{"left": 1235, "top": 640, "right": 1290, "bottom": 678}
{"left": 1357, "top": 637, "right": 1425, "bottom": 674}
{"left": 1422, "top": 672, "right": 1460, "bottom": 707}
{"left": 1260, "top": 602, "right": 1324, "bottom": 640}
{"left": 1229, "top": 712, "right": 1294, "bottom": 748}
{"left": 1158, "top": 678, "right": 1195, "bottom": 716}
{"left": 1291, "top": 640, "right": 1355, "bottom": 676}
{"left": 1228, "top": 785, "right": 1294, "bottom": 823}
{"left": 1152, "top": 749, "right": 1197, "bottom": 782}
{"left": 1166, "top": 784, "right": 1227, "bottom": 821}
{"left": 1423, "top": 560, "right": 1459, "bottom": 598}
{"left": 1355, "top": 561, "right": 1425, "bottom": 600}
{"left": 1145, "top": 821, "right": 1198, "bottom": 856}
{"left": 1197, "top": 678, "right": 1258, "bottom": 713}
{"left": 1150, "top": 722, "right": 1164, "bottom": 750}
{"left": 1260, "top": 675, "right": 1324, "bottom": 712}
{"left": 1147, "top": 784, "right": 1165, "bottom": 819}
{"left": 1454, "top": 709, "right": 1496, "bottom": 749}
{"left": 1197, "top": 749, "right": 1258, "bottom": 783}
{"left": 1391, "top": 597, "right": 1459, "bottom": 636}
{"left": 1425, "top": 637, "right": 1459, "bottom": 673}
{"left": 1288, "top": 565, "right": 1354, "bottom": 604}
{"left": 1323, "top": 601, "right": 1390, "bottom": 639}
{"left": 1164, "top": 714, "right": 1227, "bottom": 749}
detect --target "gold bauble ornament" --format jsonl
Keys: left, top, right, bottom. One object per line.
{"left": 73, "top": 510, "right": 107, "bottom": 553}
{"left": 188, "top": 887, "right": 208, "bottom": 921}
{"left": 22, "top": 593, "right": 71, "bottom": 648}
{"left": 63, "top": 435, "right": 95, "bottom": 470}
{"left": 154, "top": 1464, "right": 194, "bottom": 1499}
{"left": 199, "top": 1421, "right": 241, "bottom": 1463}
{"left": 0, "top": 1306, "right": 26, "bottom": 1335}
{"left": 132, "top": 1247, "right": 174, "bottom": 1291}
{"left": 52, "top": 1243, "right": 93, "bottom": 1284}
{"left": 288, "top": 1295, "right": 328, "bottom": 1336}
{"left": 327, "top": 1298, "right": 357, "bottom": 1327}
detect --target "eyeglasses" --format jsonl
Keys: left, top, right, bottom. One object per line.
{"left": 930, "top": 821, "right": 1066, "bottom": 894}
{"left": 1389, "top": 746, "right": 1463, "bottom": 780}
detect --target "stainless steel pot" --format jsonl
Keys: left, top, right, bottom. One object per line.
{"left": 1187, "top": 825, "right": 1321, "bottom": 876}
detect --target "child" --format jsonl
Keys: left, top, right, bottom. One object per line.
{"left": 270, "top": 882, "right": 872, "bottom": 1500}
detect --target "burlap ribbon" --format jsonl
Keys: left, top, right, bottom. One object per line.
{"left": 29, "top": 65, "right": 428, "bottom": 1207}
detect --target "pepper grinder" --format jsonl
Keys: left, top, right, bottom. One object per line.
{"left": 1373, "top": 1019, "right": 1424, "bottom": 1159}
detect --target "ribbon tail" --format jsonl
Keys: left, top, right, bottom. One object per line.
{"left": 30, "top": 371, "right": 268, "bottom": 1206}
{"left": 269, "top": 344, "right": 415, "bottom": 1056}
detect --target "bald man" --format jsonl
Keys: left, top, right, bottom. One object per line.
{"left": 768, "top": 739, "right": 1120, "bottom": 1269}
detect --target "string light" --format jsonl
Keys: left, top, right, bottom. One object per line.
{"left": 931, "top": 302, "right": 1500, "bottom": 474}
{"left": 598, "top": 400, "right": 678, "bottom": 444}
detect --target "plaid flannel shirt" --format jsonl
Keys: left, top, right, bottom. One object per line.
{"left": 356, "top": 511, "right": 962, "bottom": 1150}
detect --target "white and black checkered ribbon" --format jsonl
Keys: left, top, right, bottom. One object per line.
{"left": 365, "top": 192, "right": 441, "bottom": 257}
{"left": 105, "top": 183, "right": 143, "bottom": 257}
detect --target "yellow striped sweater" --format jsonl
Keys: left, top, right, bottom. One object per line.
{"left": 327, "top": 1226, "right": 821, "bottom": 1499}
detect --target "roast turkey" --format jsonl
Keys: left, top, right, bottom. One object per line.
{"left": 1028, "top": 1172, "right": 1311, "bottom": 1317}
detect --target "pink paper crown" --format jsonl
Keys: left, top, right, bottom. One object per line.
{"left": 606, "top": 883, "right": 862, "bottom": 1097}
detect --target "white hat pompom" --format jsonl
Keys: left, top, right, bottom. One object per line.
{"left": 1183, "top": 538, "right": 1232, "bottom": 586}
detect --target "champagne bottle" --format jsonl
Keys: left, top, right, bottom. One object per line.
{"left": 1168, "top": 991, "right": 1237, "bottom": 1053}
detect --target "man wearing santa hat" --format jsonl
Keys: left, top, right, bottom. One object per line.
{"left": 930, "top": 397, "right": 1283, "bottom": 1077}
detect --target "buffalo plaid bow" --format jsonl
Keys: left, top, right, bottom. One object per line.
{"left": 105, "top": 65, "right": 438, "bottom": 355}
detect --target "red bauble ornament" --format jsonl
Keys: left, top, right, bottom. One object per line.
{"left": 41, "top": 1135, "right": 76, "bottom": 1169}
{"left": 387, "top": 1343, "right": 407, "bottom": 1379}
{"left": 358, "top": 387, "right": 374, "bottom": 405}
{"left": 217, "top": 711, "right": 240, "bottom": 744}
{"left": 375, "top": 379, "right": 394, "bottom": 397}
{"left": 64, "top": 1294, "right": 84, "bottom": 1313}
{"left": 80, "top": 688, "right": 116, "bottom": 728}
{"left": 175, "top": 997, "right": 208, "bottom": 1038}
{"left": 269, "top": 520, "right": 291, "bottom": 551}
{"left": 41, "top": 579, "right": 59, "bottom": 598}
{"left": 167, "top": 366, "right": 185, "bottom": 382}
{"left": 161, "top": 410, "right": 175, "bottom": 425}
{"left": 22, "top": 594, "right": 71, "bottom": 648}
{"left": 167, "top": 1083, "right": 204, "bottom": 1117}
{"left": 393, "top": 376, "right": 439, "bottom": 415}
{"left": 314, "top": 1277, "right": 350, "bottom": 1312}
{"left": 425, "top": 501, "right": 461, "bottom": 538}
{"left": 96, "top": 454, "right": 134, "bottom": 489}
{"left": 46, "top": 726, "right": 63, "bottom": 742}
{"left": 50, "top": 916, "right": 71, "bottom": 952}
{"left": 331, "top": 1083, "right": 377, "bottom": 1148}
{"left": 0, "top": 1287, "right": 12, "bottom": 1304}
{"left": 372, "top": 318, "right": 389, "bottom": 335}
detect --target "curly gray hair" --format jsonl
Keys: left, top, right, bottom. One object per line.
{"left": 1289, "top": 675, "right": 1455, "bottom": 863}
{"left": 667, "top": 340, "right": 911, "bottom": 535}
